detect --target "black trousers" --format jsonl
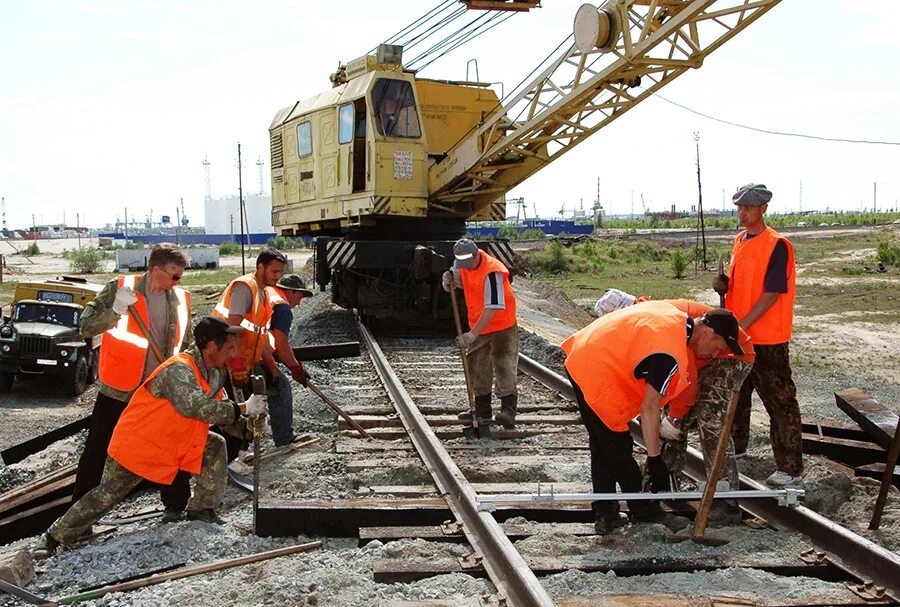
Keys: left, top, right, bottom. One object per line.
{"left": 568, "top": 372, "right": 654, "bottom": 519}
{"left": 72, "top": 391, "right": 191, "bottom": 511}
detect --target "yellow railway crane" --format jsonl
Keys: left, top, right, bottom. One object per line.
{"left": 269, "top": 0, "right": 781, "bottom": 322}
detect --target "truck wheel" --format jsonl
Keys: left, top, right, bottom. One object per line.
{"left": 0, "top": 372, "right": 13, "bottom": 393}
{"left": 67, "top": 356, "right": 89, "bottom": 396}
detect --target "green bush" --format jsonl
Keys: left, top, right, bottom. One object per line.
{"left": 530, "top": 241, "right": 569, "bottom": 274}
{"left": 877, "top": 241, "right": 900, "bottom": 266}
{"left": 24, "top": 242, "right": 40, "bottom": 255}
{"left": 519, "top": 229, "right": 545, "bottom": 240}
{"left": 68, "top": 247, "right": 104, "bottom": 274}
{"left": 671, "top": 249, "right": 687, "bottom": 278}
{"left": 266, "top": 235, "right": 304, "bottom": 250}
{"left": 219, "top": 241, "right": 242, "bottom": 255}
{"left": 498, "top": 226, "right": 520, "bottom": 240}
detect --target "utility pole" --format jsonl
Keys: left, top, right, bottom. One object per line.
{"left": 124, "top": 207, "right": 129, "bottom": 243}
{"left": 32, "top": 213, "right": 36, "bottom": 239}
{"left": 230, "top": 214, "right": 235, "bottom": 243}
{"left": 77, "top": 213, "right": 81, "bottom": 248}
{"left": 630, "top": 189, "right": 634, "bottom": 220}
{"left": 799, "top": 179, "right": 803, "bottom": 215}
{"left": 257, "top": 156, "right": 265, "bottom": 195}
{"left": 874, "top": 181, "right": 877, "bottom": 214}
{"left": 238, "top": 142, "right": 246, "bottom": 274}
{"left": 694, "top": 132, "right": 707, "bottom": 270}
{"left": 203, "top": 156, "right": 212, "bottom": 201}
{"left": 175, "top": 199, "right": 181, "bottom": 246}
{"left": 1, "top": 197, "right": 6, "bottom": 232}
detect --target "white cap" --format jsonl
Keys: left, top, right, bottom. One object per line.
{"left": 594, "top": 289, "right": 637, "bottom": 317}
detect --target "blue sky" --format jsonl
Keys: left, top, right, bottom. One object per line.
{"left": 2, "top": 1, "right": 899, "bottom": 230}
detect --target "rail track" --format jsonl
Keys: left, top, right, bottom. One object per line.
{"left": 256, "top": 320, "right": 900, "bottom": 607}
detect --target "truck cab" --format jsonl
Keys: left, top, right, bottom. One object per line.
{"left": 0, "top": 277, "right": 103, "bottom": 395}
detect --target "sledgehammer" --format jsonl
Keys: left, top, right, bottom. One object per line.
{"left": 449, "top": 285, "right": 490, "bottom": 439}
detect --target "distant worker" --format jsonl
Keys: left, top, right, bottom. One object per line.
{"left": 442, "top": 239, "right": 519, "bottom": 428}
{"left": 263, "top": 274, "right": 313, "bottom": 447}
{"left": 562, "top": 300, "right": 744, "bottom": 534}
{"left": 593, "top": 292, "right": 755, "bottom": 526}
{"left": 714, "top": 183, "right": 802, "bottom": 487}
{"left": 73, "top": 243, "right": 192, "bottom": 521}
{"left": 212, "top": 248, "right": 286, "bottom": 454}
{"left": 35, "top": 317, "right": 266, "bottom": 556}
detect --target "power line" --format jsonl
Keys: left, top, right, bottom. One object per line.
{"left": 650, "top": 91, "right": 900, "bottom": 146}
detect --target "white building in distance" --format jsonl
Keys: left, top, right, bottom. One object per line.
{"left": 204, "top": 194, "right": 274, "bottom": 236}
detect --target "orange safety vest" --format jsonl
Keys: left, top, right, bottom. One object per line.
{"left": 265, "top": 286, "right": 289, "bottom": 350}
{"left": 212, "top": 275, "right": 273, "bottom": 367}
{"left": 562, "top": 301, "right": 692, "bottom": 431}
{"left": 663, "top": 299, "right": 755, "bottom": 419}
{"left": 98, "top": 275, "right": 190, "bottom": 392}
{"left": 458, "top": 251, "right": 517, "bottom": 335}
{"left": 108, "top": 352, "right": 225, "bottom": 484}
{"left": 726, "top": 226, "right": 796, "bottom": 345}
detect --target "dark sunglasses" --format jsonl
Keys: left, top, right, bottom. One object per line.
{"left": 160, "top": 268, "right": 183, "bottom": 281}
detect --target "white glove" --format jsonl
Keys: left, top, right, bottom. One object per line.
{"left": 456, "top": 331, "right": 476, "bottom": 349}
{"left": 244, "top": 394, "right": 268, "bottom": 417}
{"left": 659, "top": 416, "right": 682, "bottom": 441}
{"left": 112, "top": 286, "right": 138, "bottom": 315}
{"left": 441, "top": 270, "right": 455, "bottom": 291}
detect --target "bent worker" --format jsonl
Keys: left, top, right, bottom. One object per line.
{"left": 562, "top": 300, "right": 744, "bottom": 534}
{"left": 442, "top": 238, "right": 519, "bottom": 428}
{"left": 73, "top": 243, "right": 193, "bottom": 520}
{"left": 714, "top": 183, "right": 802, "bottom": 487}
{"left": 34, "top": 317, "right": 266, "bottom": 556}
{"left": 593, "top": 292, "right": 755, "bottom": 526}
{"left": 264, "top": 274, "right": 313, "bottom": 446}
{"left": 212, "top": 247, "right": 287, "bottom": 456}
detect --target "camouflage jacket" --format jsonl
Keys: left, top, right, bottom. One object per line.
{"left": 80, "top": 274, "right": 194, "bottom": 402}
{"left": 146, "top": 345, "right": 238, "bottom": 427}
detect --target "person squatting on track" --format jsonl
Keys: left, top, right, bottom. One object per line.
{"left": 34, "top": 317, "right": 267, "bottom": 557}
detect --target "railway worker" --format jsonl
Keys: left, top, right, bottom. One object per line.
{"left": 73, "top": 243, "right": 193, "bottom": 520}
{"left": 442, "top": 238, "right": 519, "bottom": 428}
{"left": 263, "top": 273, "right": 313, "bottom": 447}
{"left": 594, "top": 292, "right": 755, "bottom": 525}
{"left": 562, "top": 300, "right": 744, "bottom": 534}
{"left": 34, "top": 317, "right": 266, "bottom": 557}
{"left": 212, "top": 247, "right": 286, "bottom": 456}
{"left": 713, "top": 183, "right": 802, "bottom": 487}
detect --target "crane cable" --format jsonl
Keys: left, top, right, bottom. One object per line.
{"left": 650, "top": 91, "right": 900, "bottom": 146}
{"left": 406, "top": 11, "right": 495, "bottom": 68}
{"left": 414, "top": 11, "right": 517, "bottom": 72}
{"left": 369, "top": 0, "right": 455, "bottom": 54}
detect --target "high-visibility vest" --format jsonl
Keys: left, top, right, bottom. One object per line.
{"left": 458, "top": 251, "right": 517, "bottom": 335}
{"left": 265, "top": 286, "right": 288, "bottom": 350}
{"left": 108, "top": 352, "right": 225, "bottom": 485}
{"left": 562, "top": 301, "right": 692, "bottom": 431}
{"left": 212, "top": 275, "right": 272, "bottom": 366}
{"left": 98, "top": 275, "right": 190, "bottom": 392}
{"left": 726, "top": 227, "right": 796, "bottom": 345}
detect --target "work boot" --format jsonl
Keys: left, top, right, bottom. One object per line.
{"left": 186, "top": 508, "right": 225, "bottom": 525}
{"left": 495, "top": 394, "right": 518, "bottom": 429}
{"left": 707, "top": 500, "right": 742, "bottom": 527}
{"left": 594, "top": 512, "right": 629, "bottom": 535}
{"left": 458, "top": 395, "right": 493, "bottom": 423}
{"left": 161, "top": 507, "right": 185, "bottom": 523}
{"left": 630, "top": 504, "right": 691, "bottom": 532}
{"left": 32, "top": 532, "right": 61, "bottom": 559}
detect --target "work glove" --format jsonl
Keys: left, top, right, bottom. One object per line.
{"left": 441, "top": 270, "right": 455, "bottom": 291}
{"left": 244, "top": 394, "right": 268, "bottom": 417}
{"left": 112, "top": 286, "right": 138, "bottom": 315}
{"left": 712, "top": 274, "right": 729, "bottom": 297}
{"left": 646, "top": 455, "right": 671, "bottom": 493}
{"left": 659, "top": 417, "right": 682, "bottom": 441}
{"left": 456, "top": 331, "right": 476, "bottom": 350}
{"left": 288, "top": 363, "right": 309, "bottom": 387}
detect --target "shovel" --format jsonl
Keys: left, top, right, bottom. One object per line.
{"left": 666, "top": 390, "right": 742, "bottom": 546}
{"left": 449, "top": 285, "right": 490, "bottom": 439}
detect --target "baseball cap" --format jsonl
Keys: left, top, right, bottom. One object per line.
{"left": 732, "top": 183, "right": 772, "bottom": 206}
{"left": 453, "top": 238, "right": 480, "bottom": 270}
{"left": 194, "top": 316, "right": 241, "bottom": 345}
{"left": 594, "top": 289, "right": 636, "bottom": 317}
{"left": 700, "top": 309, "right": 744, "bottom": 356}
{"left": 277, "top": 274, "right": 313, "bottom": 297}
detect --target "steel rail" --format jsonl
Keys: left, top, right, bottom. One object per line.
{"left": 518, "top": 353, "right": 900, "bottom": 600}
{"left": 359, "top": 323, "right": 556, "bottom": 607}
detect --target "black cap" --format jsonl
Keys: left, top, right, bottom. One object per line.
{"left": 194, "top": 315, "right": 242, "bottom": 345}
{"left": 700, "top": 309, "right": 744, "bottom": 356}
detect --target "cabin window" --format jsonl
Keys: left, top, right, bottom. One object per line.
{"left": 338, "top": 104, "right": 354, "bottom": 144}
{"left": 297, "top": 122, "right": 312, "bottom": 157}
{"left": 373, "top": 79, "right": 421, "bottom": 138}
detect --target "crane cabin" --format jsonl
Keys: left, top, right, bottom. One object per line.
{"left": 269, "top": 45, "right": 502, "bottom": 240}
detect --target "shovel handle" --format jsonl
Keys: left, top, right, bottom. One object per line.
{"left": 449, "top": 285, "right": 480, "bottom": 429}
{"left": 692, "top": 390, "right": 741, "bottom": 539}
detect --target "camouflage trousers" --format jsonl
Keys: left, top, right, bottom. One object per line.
{"left": 467, "top": 324, "right": 519, "bottom": 399}
{"left": 732, "top": 342, "right": 804, "bottom": 476}
{"left": 49, "top": 432, "right": 227, "bottom": 544}
{"left": 662, "top": 358, "right": 753, "bottom": 490}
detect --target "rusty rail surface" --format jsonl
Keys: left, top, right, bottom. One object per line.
{"left": 359, "top": 323, "right": 556, "bottom": 607}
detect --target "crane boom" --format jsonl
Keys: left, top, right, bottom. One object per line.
{"left": 429, "top": 0, "right": 781, "bottom": 208}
